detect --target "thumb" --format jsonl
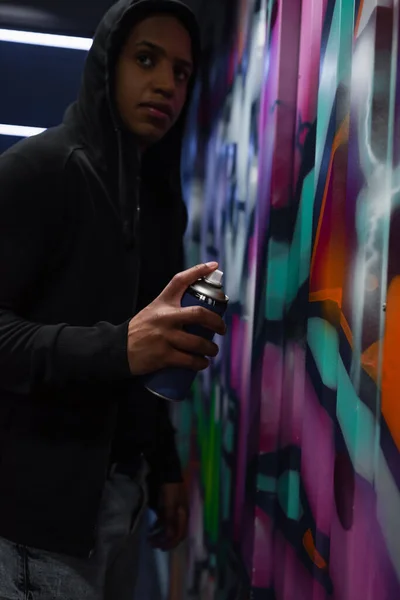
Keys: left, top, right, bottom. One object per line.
{"left": 162, "top": 501, "right": 176, "bottom": 540}
{"left": 162, "top": 262, "right": 219, "bottom": 302}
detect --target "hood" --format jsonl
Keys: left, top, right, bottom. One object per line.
{"left": 64, "top": 0, "right": 201, "bottom": 190}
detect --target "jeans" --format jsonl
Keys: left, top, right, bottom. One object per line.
{"left": 0, "top": 460, "right": 148, "bottom": 600}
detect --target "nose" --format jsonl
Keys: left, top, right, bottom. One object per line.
{"left": 153, "top": 63, "right": 175, "bottom": 98}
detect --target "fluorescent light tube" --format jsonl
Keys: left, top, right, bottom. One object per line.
{"left": 0, "top": 124, "right": 46, "bottom": 138}
{"left": 0, "top": 28, "right": 92, "bottom": 50}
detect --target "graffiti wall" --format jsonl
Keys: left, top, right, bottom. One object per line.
{"left": 173, "top": 0, "right": 400, "bottom": 598}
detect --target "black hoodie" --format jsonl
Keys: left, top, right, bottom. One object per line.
{"left": 0, "top": 0, "right": 200, "bottom": 557}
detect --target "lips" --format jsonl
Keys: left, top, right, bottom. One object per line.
{"left": 140, "top": 102, "right": 173, "bottom": 120}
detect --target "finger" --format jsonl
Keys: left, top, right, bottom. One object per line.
{"left": 179, "top": 305, "right": 226, "bottom": 336}
{"left": 162, "top": 510, "right": 177, "bottom": 547}
{"left": 148, "top": 513, "right": 178, "bottom": 551}
{"left": 169, "top": 330, "right": 219, "bottom": 358}
{"left": 149, "top": 535, "right": 173, "bottom": 552}
{"left": 163, "top": 508, "right": 187, "bottom": 550}
{"left": 175, "top": 506, "right": 188, "bottom": 544}
{"left": 162, "top": 262, "right": 218, "bottom": 301}
{"left": 148, "top": 531, "right": 169, "bottom": 550}
{"left": 162, "top": 518, "right": 182, "bottom": 550}
{"left": 167, "top": 350, "right": 210, "bottom": 372}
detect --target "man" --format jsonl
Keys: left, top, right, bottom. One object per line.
{"left": 0, "top": 0, "right": 225, "bottom": 598}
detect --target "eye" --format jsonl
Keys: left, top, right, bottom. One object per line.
{"left": 136, "top": 53, "right": 154, "bottom": 68}
{"left": 175, "top": 67, "right": 190, "bottom": 83}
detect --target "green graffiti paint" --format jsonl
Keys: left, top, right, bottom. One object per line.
{"left": 307, "top": 318, "right": 339, "bottom": 390}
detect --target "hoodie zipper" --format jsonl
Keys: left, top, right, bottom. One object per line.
{"left": 115, "top": 129, "right": 142, "bottom": 313}
{"left": 132, "top": 178, "right": 141, "bottom": 314}
{"left": 88, "top": 133, "right": 142, "bottom": 557}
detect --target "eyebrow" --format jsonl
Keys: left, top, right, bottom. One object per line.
{"left": 135, "top": 40, "right": 193, "bottom": 70}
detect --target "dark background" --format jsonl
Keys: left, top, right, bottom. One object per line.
{"left": 0, "top": 0, "right": 126, "bottom": 36}
{"left": 0, "top": 0, "right": 219, "bottom": 39}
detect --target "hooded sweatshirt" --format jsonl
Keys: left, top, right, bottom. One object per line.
{"left": 0, "top": 0, "right": 200, "bottom": 557}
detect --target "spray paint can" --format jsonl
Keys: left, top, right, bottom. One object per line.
{"left": 142, "top": 269, "right": 229, "bottom": 402}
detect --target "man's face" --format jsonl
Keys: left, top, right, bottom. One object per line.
{"left": 115, "top": 14, "right": 193, "bottom": 149}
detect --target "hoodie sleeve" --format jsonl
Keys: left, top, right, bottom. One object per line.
{"left": 151, "top": 398, "right": 183, "bottom": 483}
{"left": 146, "top": 398, "right": 183, "bottom": 511}
{"left": 149, "top": 235, "right": 186, "bottom": 484}
{"left": 0, "top": 151, "right": 132, "bottom": 395}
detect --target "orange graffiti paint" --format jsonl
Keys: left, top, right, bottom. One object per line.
{"left": 382, "top": 276, "right": 400, "bottom": 450}
{"left": 303, "top": 529, "right": 328, "bottom": 570}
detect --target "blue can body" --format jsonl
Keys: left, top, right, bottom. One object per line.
{"left": 142, "top": 284, "right": 227, "bottom": 402}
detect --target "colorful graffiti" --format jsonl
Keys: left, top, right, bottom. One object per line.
{"left": 172, "top": 0, "right": 400, "bottom": 598}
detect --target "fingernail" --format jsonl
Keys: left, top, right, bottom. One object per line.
{"left": 205, "top": 261, "right": 218, "bottom": 268}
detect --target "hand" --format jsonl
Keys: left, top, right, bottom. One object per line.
{"left": 127, "top": 262, "right": 226, "bottom": 376}
{"left": 148, "top": 482, "right": 189, "bottom": 551}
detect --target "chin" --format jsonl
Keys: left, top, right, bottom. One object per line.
{"left": 131, "top": 122, "right": 169, "bottom": 147}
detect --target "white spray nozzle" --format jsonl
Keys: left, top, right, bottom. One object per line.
{"left": 205, "top": 269, "right": 224, "bottom": 287}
